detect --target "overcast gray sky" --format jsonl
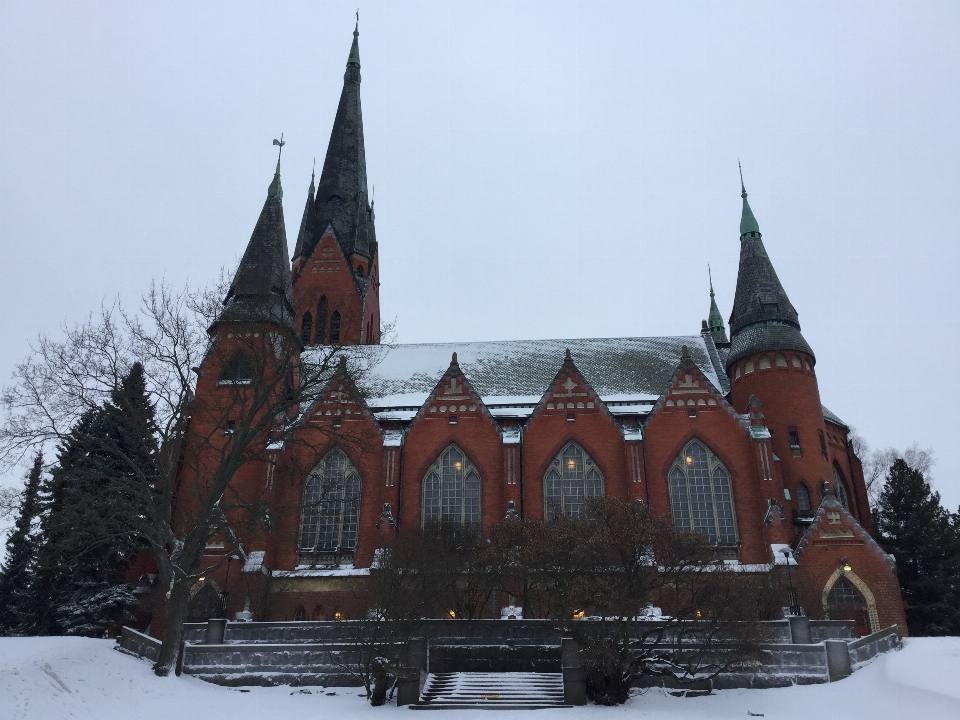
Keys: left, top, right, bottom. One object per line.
{"left": 1, "top": 0, "right": 958, "bottom": 512}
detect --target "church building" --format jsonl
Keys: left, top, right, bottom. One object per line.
{"left": 158, "top": 25, "right": 907, "bottom": 637}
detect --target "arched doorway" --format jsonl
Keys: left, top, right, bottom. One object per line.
{"left": 822, "top": 569, "right": 880, "bottom": 635}
{"left": 185, "top": 579, "right": 224, "bottom": 623}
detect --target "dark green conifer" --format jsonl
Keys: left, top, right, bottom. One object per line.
{"left": 876, "top": 459, "right": 960, "bottom": 635}
{"left": 0, "top": 454, "right": 44, "bottom": 634}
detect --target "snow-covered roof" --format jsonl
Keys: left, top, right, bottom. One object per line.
{"left": 303, "top": 335, "right": 721, "bottom": 412}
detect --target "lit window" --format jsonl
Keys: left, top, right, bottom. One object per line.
{"left": 422, "top": 445, "right": 481, "bottom": 527}
{"left": 668, "top": 440, "right": 737, "bottom": 546}
{"left": 299, "top": 448, "right": 362, "bottom": 564}
{"left": 544, "top": 443, "right": 604, "bottom": 520}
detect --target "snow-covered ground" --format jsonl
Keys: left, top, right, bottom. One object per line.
{"left": 2, "top": 636, "right": 959, "bottom": 720}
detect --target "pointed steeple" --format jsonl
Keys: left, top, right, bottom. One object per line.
{"left": 214, "top": 155, "right": 295, "bottom": 333}
{"left": 726, "top": 174, "right": 813, "bottom": 368}
{"left": 707, "top": 266, "right": 729, "bottom": 345}
{"left": 296, "top": 21, "right": 377, "bottom": 270}
{"left": 292, "top": 165, "right": 316, "bottom": 260}
{"left": 739, "top": 163, "right": 760, "bottom": 237}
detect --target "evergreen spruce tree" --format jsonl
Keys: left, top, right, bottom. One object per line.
{"left": 876, "top": 459, "right": 960, "bottom": 635}
{"left": 33, "top": 362, "right": 159, "bottom": 636}
{"left": 0, "top": 454, "right": 44, "bottom": 635}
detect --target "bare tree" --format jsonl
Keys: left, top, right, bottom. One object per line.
{"left": 849, "top": 428, "right": 935, "bottom": 510}
{"left": 0, "top": 278, "right": 385, "bottom": 675}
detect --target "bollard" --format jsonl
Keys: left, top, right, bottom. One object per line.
{"left": 397, "top": 637, "right": 429, "bottom": 706}
{"left": 788, "top": 615, "right": 811, "bottom": 644}
{"left": 204, "top": 617, "right": 227, "bottom": 645}
{"left": 825, "top": 639, "right": 852, "bottom": 681}
{"left": 561, "top": 638, "right": 587, "bottom": 706}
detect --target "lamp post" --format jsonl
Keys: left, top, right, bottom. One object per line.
{"left": 781, "top": 548, "right": 803, "bottom": 616}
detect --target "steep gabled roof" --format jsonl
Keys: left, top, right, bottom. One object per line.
{"left": 215, "top": 162, "right": 295, "bottom": 332}
{"left": 298, "top": 23, "right": 377, "bottom": 268}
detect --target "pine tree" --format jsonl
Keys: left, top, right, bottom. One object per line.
{"left": 32, "top": 362, "right": 160, "bottom": 636}
{"left": 876, "top": 459, "right": 960, "bottom": 635}
{"left": 0, "top": 454, "right": 44, "bottom": 635}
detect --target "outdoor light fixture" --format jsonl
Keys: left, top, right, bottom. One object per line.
{"left": 841, "top": 558, "right": 852, "bottom": 573}
{"left": 573, "top": 609, "right": 585, "bottom": 620}
{"left": 448, "top": 609, "right": 457, "bottom": 618}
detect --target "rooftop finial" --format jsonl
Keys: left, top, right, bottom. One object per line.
{"left": 738, "top": 162, "right": 760, "bottom": 237}
{"left": 345, "top": 13, "right": 361, "bottom": 80}
{"left": 739, "top": 159, "right": 746, "bottom": 198}
{"left": 268, "top": 135, "right": 285, "bottom": 199}
{"left": 709, "top": 264, "right": 715, "bottom": 296}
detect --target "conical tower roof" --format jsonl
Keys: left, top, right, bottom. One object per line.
{"left": 297, "top": 22, "right": 377, "bottom": 267}
{"left": 726, "top": 179, "right": 813, "bottom": 367}
{"left": 707, "top": 266, "right": 728, "bottom": 344}
{"left": 293, "top": 168, "right": 316, "bottom": 260}
{"left": 215, "top": 159, "right": 296, "bottom": 332}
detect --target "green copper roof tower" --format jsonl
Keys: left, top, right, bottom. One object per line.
{"left": 726, "top": 169, "right": 813, "bottom": 369}
{"left": 707, "top": 266, "right": 729, "bottom": 345}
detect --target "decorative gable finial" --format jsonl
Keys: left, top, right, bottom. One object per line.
{"left": 564, "top": 348, "right": 572, "bottom": 363}
{"left": 680, "top": 344, "right": 691, "bottom": 361}
{"left": 451, "top": 351, "right": 458, "bottom": 365}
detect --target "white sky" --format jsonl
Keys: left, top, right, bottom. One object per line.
{"left": 1, "top": 1, "right": 958, "bottom": 511}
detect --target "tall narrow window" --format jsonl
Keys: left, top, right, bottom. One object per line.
{"left": 300, "top": 312, "right": 313, "bottom": 346}
{"left": 316, "top": 297, "right": 328, "bottom": 345}
{"left": 796, "top": 483, "right": 811, "bottom": 512}
{"left": 789, "top": 427, "right": 802, "bottom": 457}
{"left": 668, "top": 440, "right": 737, "bottom": 546}
{"left": 422, "top": 445, "right": 481, "bottom": 527}
{"left": 299, "top": 448, "right": 362, "bottom": 565}
{"left": 833, "top": 466, "right": 850, "bottom": 509}
{"left": 330, "top": 310, "right": 342, "bottom": 345}
{"left": 543, "top": 443, "right": 604, "bottom": 520}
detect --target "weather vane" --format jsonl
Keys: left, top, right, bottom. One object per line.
{"left": 273, "top": 134, "right": 285, "bottom": 163}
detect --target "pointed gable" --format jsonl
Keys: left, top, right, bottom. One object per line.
{"left": 303, "top": 359, "right": 380, "bottom": 431}
{"left": 794, "top": 494, "right": 893, "bottom": 564}
{"left": 529, "top": 349, "right": 619, "bottom": 427}
{"left": 647, "top": 345, "right": 745, "bottom": 427}
{"left": 409, "top": 353, "right": 499, "bottom": 431}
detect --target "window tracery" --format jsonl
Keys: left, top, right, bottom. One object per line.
{"left": 422, "top": 445, "right": 481, "bottom": 527}
{"left": 544, "top": 443, "right": 604, "bottom": 520}
{"left": 299, "top": 448, "right": 361, "bottom": 565}
{"left": 668, "top": 440, "right": 738, "bottom": 546}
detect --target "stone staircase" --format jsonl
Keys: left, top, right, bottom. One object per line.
{"left": 411, "top": 671, "right": 571, "bottom": 710}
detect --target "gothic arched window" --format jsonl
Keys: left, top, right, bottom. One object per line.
{"left": 544, "top": 443, "right": 604, "bottom": 520}
{"left": 668, "top": 440, "right": 737, "bottom": 546}
{"left": 299, "top": 448, "right": 361, "bottom": 564}
{"left": 833, "top": 466, "right": 850, "bottom": 509}
{"left": 330, "top": 310, "right": 342, "bottom": 345}
{"left": 316, "top": 297, "right": 328, "bottom": 345}
{"left": 301, "top": 312, "right": 313, "bottom": 345}
{"left": 796, "top": 482, "right": 811, "bottom": 512}
{"left": 422, "top": 445, "right": 481, "bottom": 527}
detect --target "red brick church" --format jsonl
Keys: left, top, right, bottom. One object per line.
{"left": 156, "top": 25, "right": 907, "bottom": 637}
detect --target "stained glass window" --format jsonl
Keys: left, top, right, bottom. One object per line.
{"left": 544, "top": 443, "right": 604, "bottom": 520}
{"left": 299, "top": 448, "right": 361, "bottom": 559}
{"left": 668, "top": 440, "right": 738, "bottom": 545}
{"left": 422, "top": 445, "right": 481, "bottom": 527}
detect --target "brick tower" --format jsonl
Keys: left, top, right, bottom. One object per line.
{"left": 724, "top": 177, "right": 870, "bottom": 528}
{"left": 291, "top": 22, "right": 380, "bottom": 347}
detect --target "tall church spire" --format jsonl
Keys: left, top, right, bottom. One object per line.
{"left": 292, "top": 165, "right": 316, "bottom": 260}
{"left": 726, "top": 174, "right": 813, "bottom": 368}
{"left": 214, "top": 152, "right": 295, "bottom": 333}
{"left": 707, "top": 265, "right": 729, "bottom": 345}
{"left": 296, "top": 21, "right": 377, "bottom": 269}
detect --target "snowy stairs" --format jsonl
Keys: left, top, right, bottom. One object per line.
{"left": 411, "top": 671, "right": 571, "bottom": 710}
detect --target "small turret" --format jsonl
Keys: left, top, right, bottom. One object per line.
{"left": 707, "top": 266, "right": 729, "bottom": 345}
